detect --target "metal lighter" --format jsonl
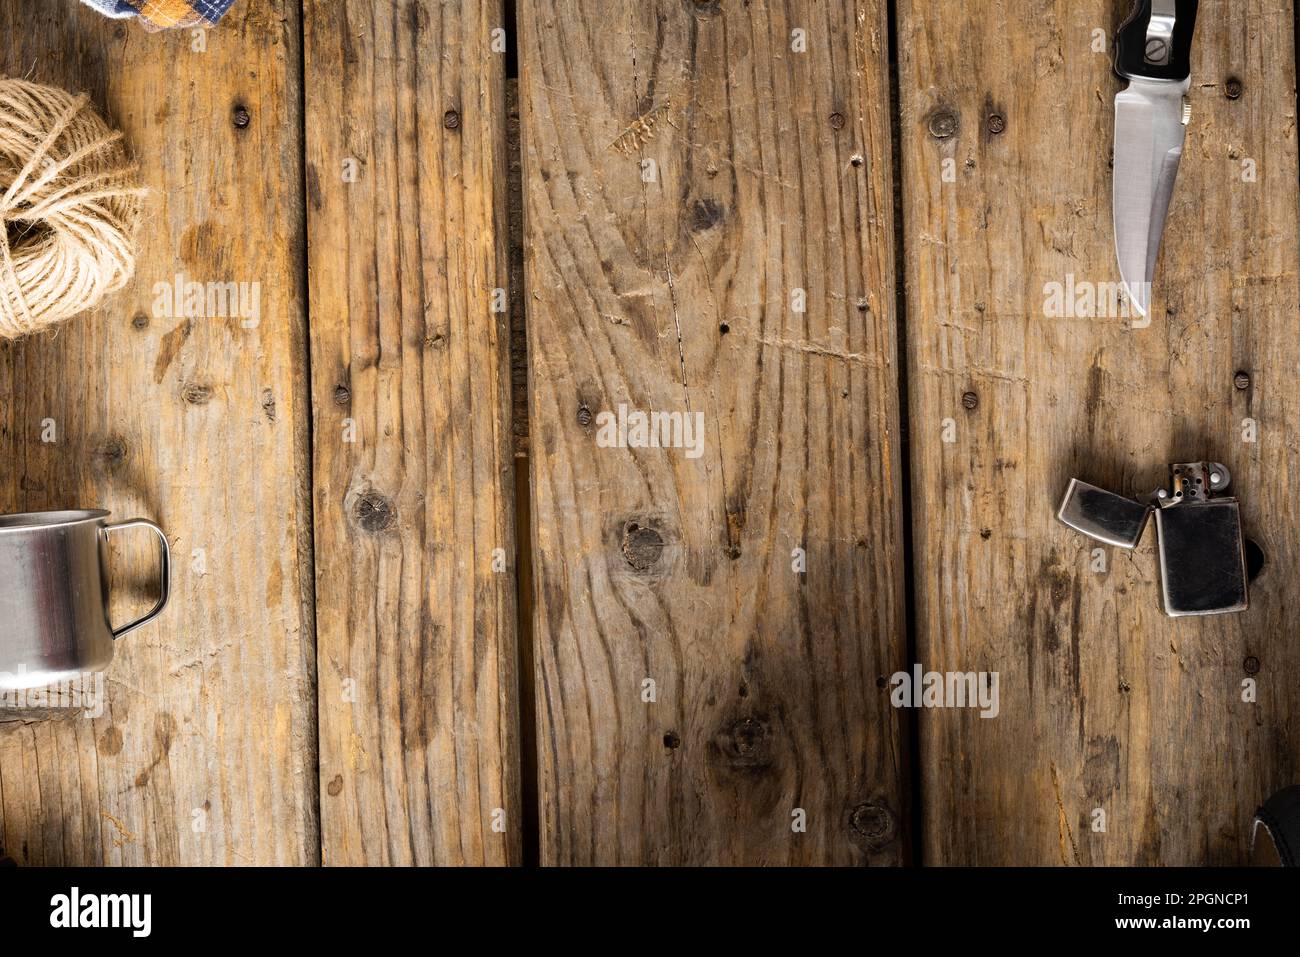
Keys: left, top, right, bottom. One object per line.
{"left": 1057, "top": 462, "right": 1249, "bottom": 617}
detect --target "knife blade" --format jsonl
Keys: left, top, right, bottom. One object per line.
{"left": 1112, "top": 0, "right": 1199, "bottom": 319}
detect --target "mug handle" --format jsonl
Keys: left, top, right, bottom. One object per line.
{"left": 102, "top": 519, "right": 172, "bottom": 640}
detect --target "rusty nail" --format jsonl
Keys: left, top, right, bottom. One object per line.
{"left": 1234, "top": 370, "right": 1251, "bottom": 391}
{"left": 443, "top": 108, "right": 461, "bottom": 130}
{"left": 577, "top": 404, "right": 592, "bottom": 427}
{"left": 987, "top": 113, "right": 1006, "bottom": 135}
{"left": 829, "top": 112, "right": 846, "bottom": 130}
{"left": 1225, "top": 78, "right": 1243, "bottom": 100}
{"left": 1244, "top": 655, "right": 1260, "bottom": 675}
{"left": 333, "top": 384, "right": 351, "bottom": 405}
{"left": 962, "top": 391, "right": 979, "bottom": 410}
{"left": 232, "top": 106, "right": 251, "bottom": 129}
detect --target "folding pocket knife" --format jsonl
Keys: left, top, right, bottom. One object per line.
{"left": 1113, "top": 0, "right": 1200, "bottom": 318}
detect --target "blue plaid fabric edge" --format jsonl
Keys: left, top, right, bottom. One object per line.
{"left": 80, "top": 0, "right": 236, "bottom": 26}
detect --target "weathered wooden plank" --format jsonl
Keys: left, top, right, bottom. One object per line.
{"left": 304, "top": 0, "right": 521, "bottom": 865}
{"left": 520, "top": 0, "right": 908, "bottom": 865}
{"left": 0, "top": 1, "right": 317, "bottom": 865}
{"left": 898, "top": 0, "right": 1300, "bottom": 864}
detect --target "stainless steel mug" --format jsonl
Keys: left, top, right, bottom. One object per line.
{"left": 0, "top": 510, "right": 170, "bottom": 692}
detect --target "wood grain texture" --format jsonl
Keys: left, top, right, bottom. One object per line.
{"left": 0, "top": 1, "right": 317, "bottom": 865}
{"left": 304, "top": 0, "right": 522, "bottom": 865}
{"left": 898, "top": 0, "right": 1300, "bottom": 864}
{"left": 520, "top": 0, "right": 908, "bottom": 865}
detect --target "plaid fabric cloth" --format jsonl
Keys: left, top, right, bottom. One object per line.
{"left": 81, "top": 0, "right": 236, "bottom": 29}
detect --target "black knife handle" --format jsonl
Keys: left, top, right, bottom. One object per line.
{"left": 1115, "top": 0, "right": 1199, "bottom": 82}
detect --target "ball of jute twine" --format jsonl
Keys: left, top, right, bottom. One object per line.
{"left": 0, "top": 77, "right": 144, "bottom": 340}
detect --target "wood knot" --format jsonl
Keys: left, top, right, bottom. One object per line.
{"left": 353, "top": 491, "right": 397, "bottom": 533}
{"left": 663, "top": 731, "right": 681, "bottom": 750}
{"left": 686, "top": 0, "right": 722, "bottom": 16}
{"left": 96, "top": 435, "right": 128, "bottom": 467}
{"left": 690, "top": 198, "right": 724, "bottom": 232}
{"left": 927, "top": 108, "right": 959, "bottom": 140}
{"left": 622, "top": 522, "right": 664, "bottom": 570}
{"left": 709, "top": 713, "right": 776, "bottom": 775}
{"left": 849, "top": 801, "right": 897, "bottom": 850}
{"left": 97, "top": 726, "right": 123, "bottom": 756}
{"left": 181, "top": 382, "right": 213, "bottom": 405}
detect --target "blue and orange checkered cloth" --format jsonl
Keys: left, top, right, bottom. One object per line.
{"left": 82, "top": 0, "right": 235, "bottom": 29}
